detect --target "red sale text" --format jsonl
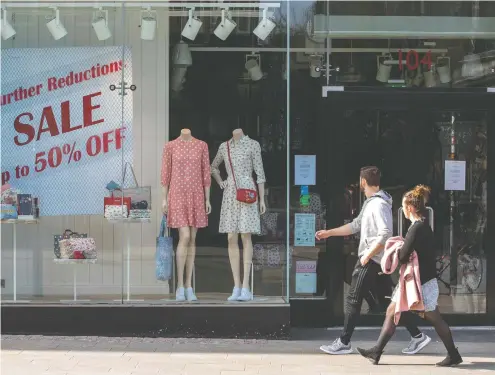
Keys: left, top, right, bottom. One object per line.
{"left": 1, "top": 88, "right": 126, "bottom": 185}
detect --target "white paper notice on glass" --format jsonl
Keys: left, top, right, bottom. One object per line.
{"left": 294, "top": 213, "right": 316, "bottom": 247}
{"left": 295, "top": 155, "right": 316, "bottom": 186}
{"left": 445, "top": 160, "right": 466, "bottom": 191}
{"left": 295, "top": 260, "right": 317, "bottom": 294}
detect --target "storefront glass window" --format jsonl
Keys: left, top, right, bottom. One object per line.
{"left": 1, "top": 1, "right": 291, "bottom": 305}
{"left": 165, "top": 1, "right": 289, "bottom": 304}
{"left": 1, "top": 2, "right": 130, "bottom": 302}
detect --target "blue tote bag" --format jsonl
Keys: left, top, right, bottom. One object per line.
{"left": 156, "top": 215, "right": 173, "bottom": 281}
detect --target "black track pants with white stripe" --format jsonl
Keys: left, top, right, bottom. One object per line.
{"left": 340, "top": 259, "right": 382, "bottom": 345}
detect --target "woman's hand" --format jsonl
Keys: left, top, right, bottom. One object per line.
{"left": 219, "top": 180, "right": 228, "bottom": 189}
{"left": 315, "top": 230, "right": 331, "bottom": 240}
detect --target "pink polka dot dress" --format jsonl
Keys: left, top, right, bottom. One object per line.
{"left": 161, "top": 137, "right": 211, "bottom": 228}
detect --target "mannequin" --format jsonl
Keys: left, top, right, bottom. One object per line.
{"left": 161, "top": 128, "right": 212, "bottom": 301}
{"left": 211, "top": 128, "right": 266, "bottom": 301}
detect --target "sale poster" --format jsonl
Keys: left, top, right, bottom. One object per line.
{"left": 1, "top": 47, "right": 133, "bottom": 216}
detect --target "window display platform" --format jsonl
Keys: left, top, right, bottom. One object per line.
{"left": 0, "top": 294, "right": 285, "bottom": 305}
{"left": 1, "top": 303, "right": 290, "bottom": 339}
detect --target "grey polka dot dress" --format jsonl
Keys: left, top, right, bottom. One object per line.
{"left": 211, "top": 136, "right": 266, "bottom": 234}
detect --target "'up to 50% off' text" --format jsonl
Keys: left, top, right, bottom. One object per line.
{"left": 2, "top": 92, "right": 125, "bottom": 185}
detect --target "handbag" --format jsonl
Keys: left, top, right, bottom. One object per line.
{"left": 122, "top": 162, "right": 152, "bottom": 210}
{"left": 156, "top": 215, "right": 173, "bottom": 281}
{"left": 104, "top": 204, "right": 129, "bottom": 219}
{"left": 54, "top": 230, "right": 87, "bottom": 259}
{"left": 129, "top": 209, "right": 151, "bottom": 220}
{"left": 59, "top": 237, "right": 97, "bottom": 259}
{"left": 227, "top": 141, "right": 257, "bottom": 204}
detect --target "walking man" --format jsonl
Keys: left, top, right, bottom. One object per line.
{"left": 315, "top": 166, "right": 431, "bottom": 355}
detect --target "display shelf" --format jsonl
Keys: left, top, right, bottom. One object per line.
{"left": 107, "top": 218, "right": 150, "bottom": 302}
{"left": 1, "top": 218, "right": 40, "bottom": 302}
{"left": 0, "top": 219, "right": 39, "bottom": 224}
{"left": 105, "top": 217, "right": 151, "bottom": 224}
{"left": 53, "top": 259, "right": 97, "bottom": 265}
{"left": 53, "top": 258, "right": 97, "bottom": 302}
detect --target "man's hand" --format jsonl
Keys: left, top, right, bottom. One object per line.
{"left": 360, "top": 252, "right": 371, "bottom": 266}
{"left": 315, "top": 230, "right": 331, "bottom": 240}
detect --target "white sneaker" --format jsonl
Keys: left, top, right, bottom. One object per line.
{"left": 237, "top": 288, "right": 253, "bottom": 301}
{"left": 185, "top": 287, "right": 197, "bottom": 301}
{"left": 402, "top": 333, "right": 432, "bottom": 355}
{"left": 228, "top": 287, "right": 241, "bottom": 301}
{"left": 320, "top": 338, "right": 353, "bottom": 355}
{"left": 176, "top": 287, "right": 186, "bottom": 301}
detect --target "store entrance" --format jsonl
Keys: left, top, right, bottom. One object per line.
{"left": 309, "top": 88, "right": 494, "bottom": 327}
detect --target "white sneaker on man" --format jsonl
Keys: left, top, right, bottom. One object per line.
{"left": 402, "top": 333, "right": 432, "bottom": 355}
{"left": 320, "top": 338, "right": 353, "bottom": 355}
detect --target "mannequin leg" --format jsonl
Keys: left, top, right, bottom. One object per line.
{"left": 185, "top": 227, "right": 198, "bottom": 288}
{"left": 176, "top": 227, "right": 191, "bottom": 289}
{"left": 240, "top": 233, "right": 253, "bottom": 290}
{"left": 228, "top": 233, "right": 242, "bottom": 288}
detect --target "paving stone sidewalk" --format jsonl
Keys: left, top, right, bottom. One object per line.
{"left": 2, "top": 329, "right": 495, "bottom": 375}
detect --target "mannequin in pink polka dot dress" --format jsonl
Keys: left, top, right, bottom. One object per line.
{"left": 161, "top": 129, "right": 211, "bottom": 302}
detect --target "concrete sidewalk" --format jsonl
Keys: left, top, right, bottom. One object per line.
{"left": 2, "top": 329, "right": 495, "bottom": 375}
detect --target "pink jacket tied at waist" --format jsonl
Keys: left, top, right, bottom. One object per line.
{"left": 381, "top": 236, "right": 425, "bottom": 325}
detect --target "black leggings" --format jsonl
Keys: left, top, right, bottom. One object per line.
{"left": 373, "top": 304, "right": 457, "bottom": 355}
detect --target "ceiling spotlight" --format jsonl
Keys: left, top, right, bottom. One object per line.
{"left": 171, "top": 67, "right": 188, "bottom": 92}
{"left": 140, "top": 7, "right": 156, "bottom": 41}
{"left": 462, "top": 53, "right": 483, "bottom": 78}
{"left": 1, "top": 8, "right": 16, "bottom": 40}
{"left": 181, "top": 7, "right": 202, "bottom": 41}
{"left": 423, "top": 69, "right": 437, "bottom": 88}
{"left": 376, "top": 54, "right": 392, "bottom": 83}
{"left": 245, "top": 54, "right": 263, "bottom": 81}
{"left": 214, "top": 9, "right": 236, "bottom": 41}
{"left": 46, "top": 7, "right": 67, "bottom": 40}
{"left": 92, "top": 8, "right": 112, "bottom": 41}
{"left": 253, "top": 9, "right": 276, "bottom": 41}
{"left": 436, "top": 56, "right": 451, "bottom": 84}
{"left": 172, "top": 41, "right": 192, "bottom": 66}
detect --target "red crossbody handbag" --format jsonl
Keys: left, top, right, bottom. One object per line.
{"left": 227, "top": 141, "right": 257, "bottom": 204}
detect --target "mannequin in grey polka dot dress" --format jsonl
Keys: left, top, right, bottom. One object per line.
{"left": 211, "top": 129, "right": 266, "bottom": 301}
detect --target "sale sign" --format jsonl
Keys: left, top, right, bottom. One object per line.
{"left": 1, "top": 46, "right": 133, "bottom": 216}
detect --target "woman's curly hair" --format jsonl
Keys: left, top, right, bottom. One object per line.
{"left": 403, "top": 185, "right": 431, "bottom": 216}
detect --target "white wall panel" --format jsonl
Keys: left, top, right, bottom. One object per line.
{"left": 1, "top": 7, "right": 170, "bottom": 298}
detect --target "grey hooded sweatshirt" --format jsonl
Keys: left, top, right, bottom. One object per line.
{"left": 350, "top": 190, "right": 393, "bottom": 265}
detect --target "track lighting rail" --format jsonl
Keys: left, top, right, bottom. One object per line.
{"left": 3, "top": 2, "right": 281, "bottom": 9}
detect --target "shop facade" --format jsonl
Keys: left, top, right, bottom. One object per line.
{"left": 1, "top": 1, "right": 495, "bottom": 337}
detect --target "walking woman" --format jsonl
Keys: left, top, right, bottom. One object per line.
{"left": 357, "top": 185, "right": 463, "bottom": 367}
